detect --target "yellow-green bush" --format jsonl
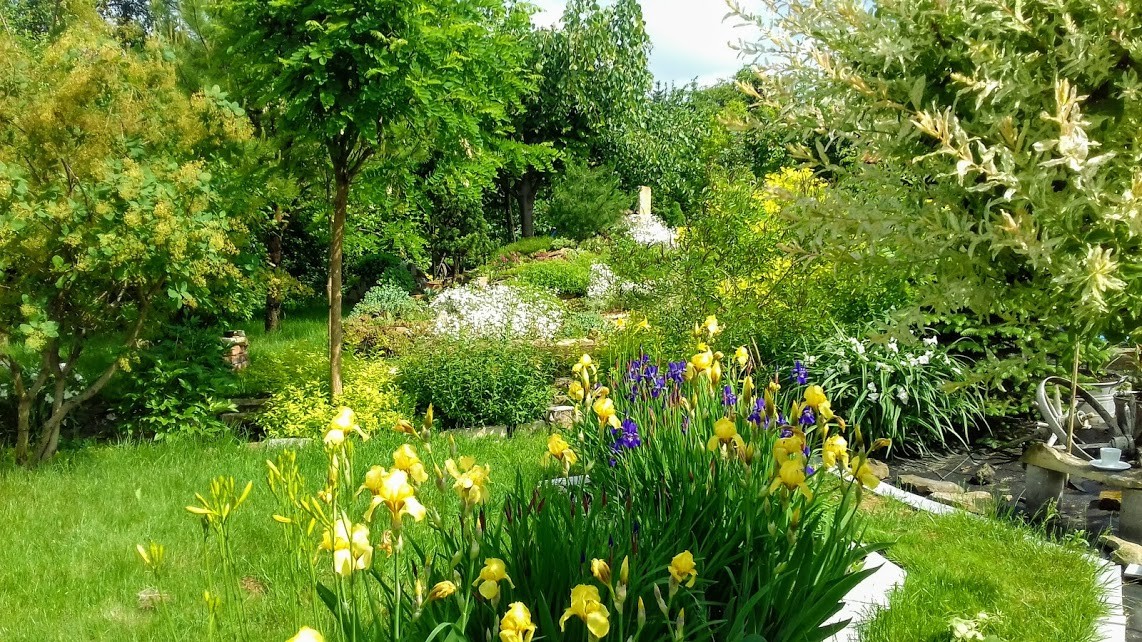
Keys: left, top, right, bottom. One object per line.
{"left": 256, "top": 359, "right": 407, "bottom": 438}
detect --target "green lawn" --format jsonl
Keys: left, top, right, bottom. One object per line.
{"left": 858, "top": 494, "right": 1107, "bottom": 642}
{"left": 0, "top": 430, "right": 548, "bottom": 642}
{"left": 0, "top": 436, "right": 1110, "bottom": 642}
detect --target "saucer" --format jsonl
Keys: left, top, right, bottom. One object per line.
{"left": 1090, "top": 460, "right": 1132, "bottom": 472}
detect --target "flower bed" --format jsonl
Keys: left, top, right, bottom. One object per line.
{"left": 179, "top": 317, "right": 885, "bottom": 641}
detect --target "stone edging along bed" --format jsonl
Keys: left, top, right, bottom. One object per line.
{"left": 866, "top": 478, "right": 1127, "bottom": 642}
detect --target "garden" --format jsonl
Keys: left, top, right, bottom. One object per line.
{"left": 1, "top": 0, "right": 1140, "bottom": 641}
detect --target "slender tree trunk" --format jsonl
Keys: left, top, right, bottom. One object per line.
{"left": 329, "top": 165, "right": 349, "bottom": 398}
{"left": 516, "top": 173, "right": 537, "bottom": 238}
{"left": 264, "top": 206, "right": 285, "bottom": 333}
{"left": 502, "top": 176, "right": 516, "bottom": 242}
{"left": 15, "top": 396, "right": 31, "bottom": 465}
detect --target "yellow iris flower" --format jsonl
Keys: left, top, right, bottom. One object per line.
{"left": 735, "top": 346, "right": 749, "bottom": 367}
{"left": 446, "top": 457, "right": 492, "bottom": 508}
{"left": 591, "top": 558, "right": 611, "bottom": 586}
{"left": 851, "top": 459, "right": 881, "bottom": 489}
{"left": 325, "top": 407, "right": 368, "bottom": 447}
{"left": 287, "top": 626, "right": 325, "bottom": 642}
{"left": 392, "top": 444, "right": 428, "bottom": 485}
{"left": 773, "top": 431, "right": 806, "bottom": 462}
{"left": 546, "top": 434, "right": 579, "bottom": 471}
{"left": 475, "top": 557, "right": 515, "bottom": 601}
{"left": 568, "top": 380, "right": 585, "bottom": 402}
{"left": 668, "top": 550, "right": 698, "bottom": 587}
{"left": 361, "top": 467, "right": 427, "bottom": 526}
{"left": 804, "top": 385, "right": 827, "bottom": 409}
{"left": 770, "top": 460, "right": 814, "bottom": 501}
{"left": 559, "top": 584, "right": 610, "bottom": 639}
{"left": 823, "top": 435, "right": 849, "bottom": 468}
{"left": 500, "top": 602, "right": 537, "bottom": 642}
{"left": 592, "top": 396, "right": 621, "bottom": 429}
{"left": 427, "top": 580, "right": 457, "bottom": 602}
{"left": 319, "top": 518, "right": 373, "bottom": 577}
{"left": 707, "top": 417, "right": 746, "bottom": 453}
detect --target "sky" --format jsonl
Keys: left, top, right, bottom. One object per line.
{"left": 530, "top": 0, "right": 760, "bottom": 87}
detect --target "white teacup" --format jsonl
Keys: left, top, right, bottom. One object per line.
{"left": 1100, "top": 447, "right": 1123, "bottom": 466}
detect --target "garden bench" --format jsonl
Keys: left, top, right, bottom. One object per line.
{"left": 1022, "top": 442, "right": 1142, "bottom": 542}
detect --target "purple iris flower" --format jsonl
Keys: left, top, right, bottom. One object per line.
{"left": 780, "top": 427, "right": 793, "bottom": 438}
{"left": 799, "top": 407, "right": 815, "bottom": 426}
{"left": 627, "top": 361, "right": 644, "bottom": 383}
{"left": 792, "top": 360, "right": 808, "bottom": 384}
{"left": 747, "top": 397, "right": 766, "bottom": 424}
{"left": 644, "top": 364, "right": 660, "bottom": 379}
{"left": 611, "top": 417, "right": 642, "bottom": 452}
{"left": 806, "top": 464, "right": 816, "bottom": 476}
{"left": 650, "top": 376, "right": 666, "bottom": 399}
{"left": 722, "top": 385, "right": 738, "bottom": 407}
{"left": 667, "top": 361, "right": 686, "bottom": 383}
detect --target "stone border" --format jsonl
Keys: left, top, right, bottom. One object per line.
{"left": 866, "top": 478, "right": 1126, "bottom": 642}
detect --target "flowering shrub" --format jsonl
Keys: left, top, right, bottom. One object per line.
{"left": 350, "top": 282, "right": 425, "bottom": 320}
{"left": 257, "top": 359, "right": 406, "bottom": 439}
{"left": 430, "top": 283, "right": 564, "bottom": 340}
{"left": 808, "top": 328, "right": 987, "bottom": 454}
{"left": 174, "top": 316, "right": 885, "bottom": 642}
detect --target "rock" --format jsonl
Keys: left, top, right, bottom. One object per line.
{"left": 865, "top": 458, "right": 890, "bottom": 480}
{"left": 546, "top": 405, "right": 576, "bottom": 429}
{"left": 137, "top": 587, "right": 171, "bottom": 610}
{"left": 248, "top": 437, "right": 313, "bottom": 449}
{"left": 1099, "top": 490, "right": 1123, "bottom": 511}
{"left": 897, "top": 474, "right": 962, "bottom": 496}
{"left": 1102, "top": 534, "right": 1142, "bottom": 566}
{"left": 970, "top": 463, "right": 996, "bottom": 486}
{"left": 930, "top": 490, "right": 1001, "bottom": 515}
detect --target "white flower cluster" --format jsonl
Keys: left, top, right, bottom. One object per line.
{"left": 587, "top": 262, "right": 649, "bottom": 302}
{"left": 429, "top": 283, "right": 564, "bottom": 340}
{"left": 624, "top": 212, "right": 676, "bottom": 246}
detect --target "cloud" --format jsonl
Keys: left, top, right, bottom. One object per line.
{"left": 530, "top": 0, "right": 760, "bottom": 86}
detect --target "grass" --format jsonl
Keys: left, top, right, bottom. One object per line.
{"left": 857, "top": 494, "right": 1107, "bottom": 642}
{"left": 0, "top": 429, "right": 548, "bottom": 642}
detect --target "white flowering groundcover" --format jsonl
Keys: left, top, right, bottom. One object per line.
{"left": 429, "top": 283, "right": 565, "bottom": 340}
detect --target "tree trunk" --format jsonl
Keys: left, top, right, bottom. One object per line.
{"left": 15, "top": 396, "right": 31, "bottom": 465}
{"left": 516, "top": 173, "right": 537, "bottom": 238}
{"left": 329, "top": 165, "right": 349, "bottom": 398}
{"left": 264, "top": 207, "right": 284, "bottom": 333}
{"left": 502, "top": 177, "right": 516, "bottom": 242}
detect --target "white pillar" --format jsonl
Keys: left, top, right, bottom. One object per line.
{"left": 638, "top": 186, "right": 652, "bottom": 217}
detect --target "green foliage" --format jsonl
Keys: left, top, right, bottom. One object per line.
{"left": 398, "top": 337, "right": 555, "bottom": 427}
{"left": 350, "top": 253, "right": 418, "bottom": 295}
{"left": 741, "top": 0, "right": 1142, "bottom": 402}
{"left": 504, "top": 252, "right": 597, "bottom": 298}
{"left": 530, "top": 339, "right": 882, "bottom": 641}
{"left": 601, "top": 78, "right": 788, "bottom": 216}
{"left": 342, "top": 317, "right": 420, "bottom": 358}
{"left": 0, "top": 22, "right": 255, "bottom": 463}
{"left": 349, "top": 282, "right": 424, "bottom": 320}
{"left": 809, "top": 328, "right": 988, "bottom": 455}
{"left": 114, "top": 327, "right": 239, "bottom": 441}
{"left": 608, "top": 169, "right": 910, "bottom": 364}
{"left": 540, "top": 161, "right": 629, "bottom": 240}
{"left": 257, "top": 359, "right": 407, "bottom": 439}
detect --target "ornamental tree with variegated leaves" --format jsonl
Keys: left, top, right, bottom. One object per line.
{"left": 735, "top": 0, "right": 1142, "bottom": 397}
{"left": 0, "top": 19, "right": 255, "bottom": 464}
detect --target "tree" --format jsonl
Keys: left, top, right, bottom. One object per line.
{"left": 0, "top": 21, "right": 255, "bottom": 464}
{"left": 215, "top": 0, "right": 533, "bottom": 395}
{"left": 506, "top": 0, "right": 652, "bottom": 237}
{"left": 738, "top": 0, "right": 1142, "bottom": 395}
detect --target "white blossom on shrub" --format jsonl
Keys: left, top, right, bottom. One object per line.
{"left": 624, "top": 211, "right": 676, "bottom": 246}
{"left": 429, "top": 283, "right": 564, "bottom": 340}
